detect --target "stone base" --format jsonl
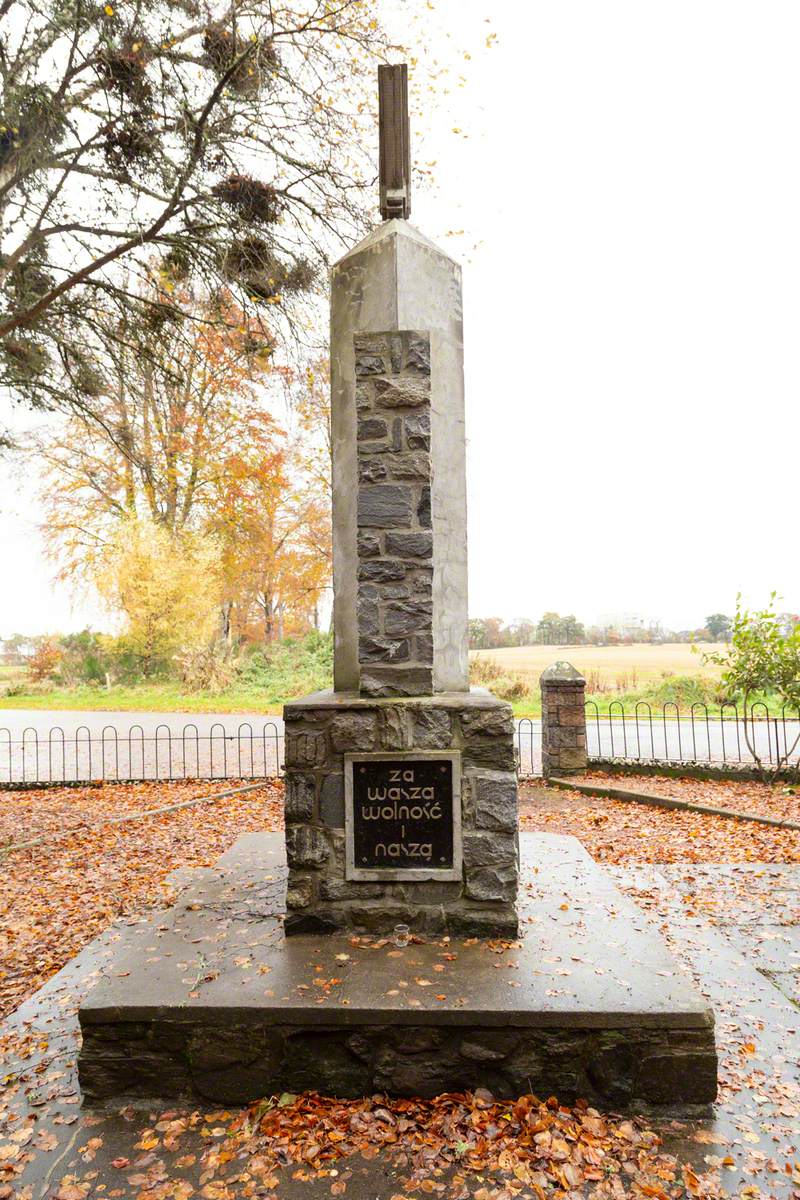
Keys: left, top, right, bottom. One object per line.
{"left": 282, "top": 688, "right": 519, "bottom": 937}
{"left": 78, "top": 833, "right": 717, "bottom": 1109}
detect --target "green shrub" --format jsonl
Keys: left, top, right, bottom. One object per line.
{"left": 236, "top": 631, "right": 333, "bottom": 701}
{"left": 637, "top": 675, "right": 719, "bottom": 708}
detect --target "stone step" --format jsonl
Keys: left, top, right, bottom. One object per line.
{"left": 78, "top": 832, "right": 716, "bottom": 1108}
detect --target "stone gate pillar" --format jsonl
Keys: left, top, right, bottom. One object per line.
{"left": 540, "top": 662, "right": 587, "bottom": 777}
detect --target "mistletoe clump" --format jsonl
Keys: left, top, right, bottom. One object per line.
{"left": 222, "top": 237, "right": 315, "bottom": 302}
{"left": 212, "top": 175, "right": 282, "bottom": 225}
{"left": 103, "top": 123, "right": 157, "bottom": 180}
{"left": 99, "top": 39, "right": 153, "bottom": 106}
{"left": 202, "top": 27, "right": 279, "bottom": 96}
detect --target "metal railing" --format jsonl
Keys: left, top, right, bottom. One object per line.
{"left": 0, "top": 719, "right": 544, "bottom": 786}
{"left": 6, "top": 704, "right": 798, "bottom": 785}
{"left": 0, "top": 722, "right": 284, "bottom": 785}
{"left": 515, "top": 718, "right": 541, "bottom": 777}
{"left": 585, "top": 700, "right": 800, "bottom": 768}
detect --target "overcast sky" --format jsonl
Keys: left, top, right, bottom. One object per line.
{"left": 1, "top": 0, "right": 798, "bottom": 635}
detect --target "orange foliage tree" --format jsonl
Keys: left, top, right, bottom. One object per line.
{"left": 33, "top": 290, "right": 330, "bottom": 643}
{"left": 207, "top": 359, "right": 331, "bottom": 643}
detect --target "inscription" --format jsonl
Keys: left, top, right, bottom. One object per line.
{"left": 351, "top": 758, "right": 454, "bottom": 870}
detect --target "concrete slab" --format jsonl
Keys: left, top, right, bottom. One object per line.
{"left": 77, "top": 833, "right": 716, "bottom": 1107}
{"left": 7, "top": 859, "right": 799, "bottom": 1200}
{"left": 79, "top": 832, "right": 708, "bottom": 1029}
{"left": 609, "top": 861, "right": 800, "bottom": 1194}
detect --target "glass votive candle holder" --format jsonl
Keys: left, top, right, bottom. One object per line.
{"left": 393, "top": 923, "right": 411, "bottom": 948}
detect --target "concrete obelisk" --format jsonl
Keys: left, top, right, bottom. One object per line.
{"left": 77, "top": 69, "right": 717, "bottom": 1115}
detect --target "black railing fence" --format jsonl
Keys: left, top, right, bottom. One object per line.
{"left": 2, "top": 704, "right": 797, "bottom": 786}
{"left": 515, "top": 718, "right": 541, "bottom": 777}
{"left": 0, "top": 722, "right": 284, "bottom": 786}
{"left": 0, "top": 720, "right": 543, "bottom": 786}
{"left": 585, "top": 700, "right": 800, "bottom": 768}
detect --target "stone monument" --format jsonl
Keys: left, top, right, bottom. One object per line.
{"left": 282, "top": 64, "right": 519, "bottom": 938}
{"left": 76, "top": 66, "right": 717, "bottom": 1109}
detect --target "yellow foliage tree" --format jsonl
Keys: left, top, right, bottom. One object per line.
{"left": 94, "top": 519, "right": 222, "bottom": 677}
{"left": 31, "top": 292, "right": 331, "bottom": 644}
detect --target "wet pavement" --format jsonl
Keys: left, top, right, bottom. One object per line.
{"left": 1, "top": 849, "right": 798, "bottom": 1197}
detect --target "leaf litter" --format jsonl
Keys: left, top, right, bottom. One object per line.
{"left": 1, "top": 777, "right": 799, "bottom": 1198}
{"left": 519, "top": 782, "right": 800, "bottom": 864}
{"left": 572, "top": 772, "right": 800, "bottom": 827}
{"left": 0, "top": 781, "right": 283, "bottom": 1018}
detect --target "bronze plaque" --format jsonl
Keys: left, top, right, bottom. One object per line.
{"left": 345, "top": 753, "right": 462, "bottom": 881}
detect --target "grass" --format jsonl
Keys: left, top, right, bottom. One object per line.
{"left": 0, "top": 633, "right": 333, "bottom": 715}
{"left": 0, "top": 681, "right": 287, "bottom": 714}
{"left": 0, "top": 638, "right": 791, "bottom": 718}
{"left": 470, "top": 642, "right": 726, "bottom": 688}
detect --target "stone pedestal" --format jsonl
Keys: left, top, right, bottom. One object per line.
{"left": 540, "top": 661, "right": 588, "bottom": 777}
{"left": 283, "top": 689, "right": 519, "bottom": 938}
{"left": 77, "top": 831, "right": 717, "bottom": 1109}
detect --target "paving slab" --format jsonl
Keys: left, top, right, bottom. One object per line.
{"left": 609, "top": 862, "right": 800, "bottom": 1195}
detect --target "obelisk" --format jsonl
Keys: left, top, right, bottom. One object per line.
{"left": 331, "top": 65, "right": 469, "bottom": 698}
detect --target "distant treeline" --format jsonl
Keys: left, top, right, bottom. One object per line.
{"left": 467, "top": 612, "right": 748, "bottom": 649}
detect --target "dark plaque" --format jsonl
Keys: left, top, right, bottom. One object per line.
{"left": 345, "top": 753, "right": 461, "bottom": 880}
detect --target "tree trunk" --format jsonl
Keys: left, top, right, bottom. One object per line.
{"left": 219, "top": 601, "right": 233, "bottom": 647}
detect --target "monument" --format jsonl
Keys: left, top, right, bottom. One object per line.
{"left": 76, "top": 66, "right": 717, "bottom": 1109}
{"left": 282, "top": 63, "right": 519, "bottom": 938}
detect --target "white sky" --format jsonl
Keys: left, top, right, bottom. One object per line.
{"left": 1, "top": 0, "right": 798, "bottom": 636}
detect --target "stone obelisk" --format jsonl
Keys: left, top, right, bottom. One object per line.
{"left": 282, "top": 64, "right": 519, "bottom": 937}
{"left": 331, "top": 66, "right": 468, "bottom": 698}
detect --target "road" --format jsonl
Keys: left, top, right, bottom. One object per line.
{"left": 1, "top": 709, "right": 798, "bottom": 783}
{"left": 0, "top": 709, "right": 284, "bottom": 784}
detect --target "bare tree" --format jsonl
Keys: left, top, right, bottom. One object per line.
{"left": 0, "top": 0, "right": 398, "bottom": 430}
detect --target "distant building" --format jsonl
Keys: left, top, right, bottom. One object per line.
{"left": 596, "top": 612, "right": 646, "bottom": 636}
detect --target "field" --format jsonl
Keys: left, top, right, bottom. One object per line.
{"left": 0, "top": 641, "right": 733, "bottom": 716}
{"left": 469, "top": 641, "right": 734, "bottom": 713}
{"left": 470, "top": 641, "right": 724, "bottom": 691}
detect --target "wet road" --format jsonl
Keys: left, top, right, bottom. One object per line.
{"left": 0, "top": 709, "right": 285, "bottom": 783}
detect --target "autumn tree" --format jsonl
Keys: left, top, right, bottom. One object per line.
{"left": 0, "top": 0, "right": 405, "bottom": 440}
{"left": 507, "top": 618, "right": 537, "bottom": 647}
{"left": 468, "top": 617, "right": 505, "bottom": 650}
{"left": 33, "top": 290, "right": 281, "bottom": 577}
{"left": 93, "top": 518, "right": 222, "bottom": 676}
{"left": 25, "top": 636, "right": 63, "bottom": 683}
{"left": 33, "top": 291, "right": 331, "bottom": 641}
{"left": 207, "top": 400, "right": 331, "bottom": 643}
